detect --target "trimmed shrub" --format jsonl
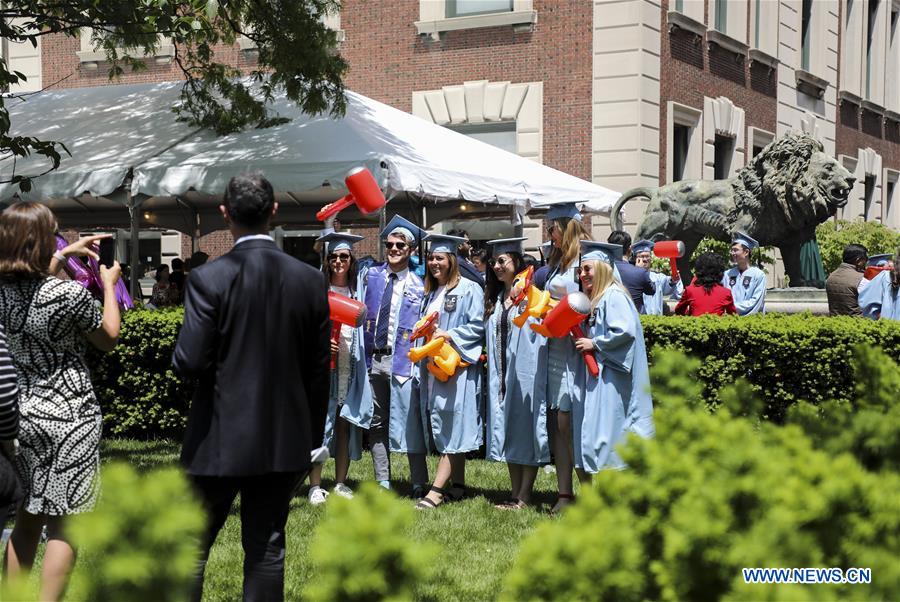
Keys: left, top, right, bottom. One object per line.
{"left": 89, "top": 307, "right": 193, "bottom": 438}
{"left": 503, "top": 348, "right": 900, "bottom": 602}
{"left": 90, "top": 310, "right": 900, "bottom": 436}
{"left": 816, "top": 219, "right": 900, "bottom": 273}
{"left": 67, "top": 462, "right": 205, "bottom": 601}
{"left": 303, "top": 483, "right": 437, "bottom": 601}
{"left": 641, "top": 313, "right": 900, "bottom": 421}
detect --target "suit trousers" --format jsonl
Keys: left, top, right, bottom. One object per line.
{"left": 369, "top": 369, "right": 428, "bottom": 486}
{"left": 190, "top": 471, "right": 304, "bottom": 602}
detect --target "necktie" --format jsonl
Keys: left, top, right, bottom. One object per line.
{"left": 373, "top": 273, "right": 397, "bottom": 349}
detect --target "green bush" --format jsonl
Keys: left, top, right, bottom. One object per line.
{"left": 67, "top": 462, "right": 205, "bottom": 601}
{"left": 89, "top": 307, "right": 193, "bottom": 438}
{"left": 815, "top": 219, "right": 900, "bottom": 273}
{"left": 503, "top": 348, "right": 900, "bottom": 602}
{"left": 641, "top": 313, "right": 900, "bottom": 421}
{"left": 88, "top": 310, "right": 900, "bottom": 436}
{"left": 303, "top": 483, "right": 437, "bottom": 601}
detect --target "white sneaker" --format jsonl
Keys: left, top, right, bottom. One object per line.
{"left": 333, "top": 483, "right": 354, "bottom": 499}
{"left": 308, "top": 486, "right": 329, "bottom": 506}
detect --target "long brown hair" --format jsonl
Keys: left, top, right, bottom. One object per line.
{"left": 424, "top": 251, "right": 460, "bottom": 294}
{"left": 0, "top": 202, "right": 57, "bottom": 280}
{"left": 547, "top": 218, "right": 592, "bottom": 272}
{"left": 484, "top": 252, "right": 525, "bottom": 318}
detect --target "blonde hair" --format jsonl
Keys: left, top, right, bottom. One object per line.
{"left": 548, "top": 218, "right": 592, "bottom": 271}
{"left": 584, "top": 260, "right": 629, "bottom": 311}
{"left": 424, "top": 251, "right": 461, "bottom": 294}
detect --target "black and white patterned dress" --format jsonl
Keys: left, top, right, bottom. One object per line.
{"left": 0, "top": 277, "right": 103, "bottom": 515}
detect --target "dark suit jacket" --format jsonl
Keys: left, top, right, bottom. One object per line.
{"left": 458, "top": 255, "right": 485, "bottom": 289}
{"left": 825, "top": 263, "right": 864, "bottom": 317}
{"left": 615, "top": 260, "right": 655, "bottom": 311}
{"left": 173, "top": 239, "right": 330, "bottom": 477}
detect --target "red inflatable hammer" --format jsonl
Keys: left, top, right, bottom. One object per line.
{"left": 316, "top": 167, "right": 386, "bottom": 222}
{"left": 328, "top": 291, "right": 367, "bottom": 369}
{"left": 531, "top": 292, "right": 599, "bottom": 378}
{"left": 653, "top": 240, "right": 686, "bottom": 281}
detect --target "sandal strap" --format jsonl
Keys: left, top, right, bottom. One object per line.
{"left": 416, "top": 497, "right": 438, "bottom": 509}
{"left": 429, "top": 485, "right": 450, "bottom": 496}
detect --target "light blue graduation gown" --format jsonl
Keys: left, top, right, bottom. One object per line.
{"left": 544, "top": 262, "right": 583, "bottom": 410}
{"left": 722, "top": 266, "right": 766, "bottom": 315}
{"left": 573, "top": 286, "right": 655, "bottom": 474}
{"left": 413, "top": 278, "right": 485, "bottom": 454}
{"left": 859, "top": 270, "right": 900, "bottom": 320}
{"left": 642, "top": 271, "right": 684, "bottom": 315}
{"left": 485, "top": 294, "right": 550, "bottom": 466}
{"left": 321, "top": 291, "right": 374, "bottom": 461}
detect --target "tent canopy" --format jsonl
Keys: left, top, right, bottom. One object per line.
{"left": 1, "top": 81, "right": 620, "bottom": 234}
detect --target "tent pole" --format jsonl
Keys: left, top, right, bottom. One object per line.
{"left": 378, "top": 209, "right": 386, "bottom": 262}
{"left": 192, "top": 208, "right": 200, "bottom": 253}
{"left": 512, "top": 205, "right": 524, "bottom": 238}
{"left": 128, "top": 199, "right": 140, "bottom": 303}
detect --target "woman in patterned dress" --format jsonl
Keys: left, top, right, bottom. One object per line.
{"left": 0, "top": 202, "right": 121, "bottom": 601}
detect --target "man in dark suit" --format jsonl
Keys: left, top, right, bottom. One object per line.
{"left": 608, "top": 230, "right": 655, "bottom": 312}
{"left": 447, "top": 228, "right": 485, "bottom": 289}
{"left": 173, "top": 173, "right": 330, "bottom": 602}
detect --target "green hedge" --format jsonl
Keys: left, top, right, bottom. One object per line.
{"left": 89, "top": 309, "right": 900, "bottom": 437}
{"left": 89, "top": 307, "right": 193, "bottom": 439}
{"left": 641, "top": 314, "right": 900, "bottom": 421}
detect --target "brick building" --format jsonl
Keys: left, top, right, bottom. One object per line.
{"left": 5, "top": 0, "right": 899, "bottom": 283}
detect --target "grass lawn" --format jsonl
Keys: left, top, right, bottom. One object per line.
{"left": 100, "top": 439, "right": 579, "bottom": 601}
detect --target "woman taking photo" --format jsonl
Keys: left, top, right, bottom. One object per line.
{"left": 674, "top": 252, "right": 737, "bottom": 316}
{"left": 306, "top": 232, "right": 374, "bottom": 504}
{"left": 573, "top": 241, "right": 655, "bottom": 477}
{"left": 0, "top": 202, "right": 121, "bottom": 601}
{"left": 414, "top": 234, "right": 484, "bottom": 510}
{"left": 484, "top": 238, "right": 548, "bottom": 510}
{"left": 542, "top": 203, "right": 592, "bottom": 513}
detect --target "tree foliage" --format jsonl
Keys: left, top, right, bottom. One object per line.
{"left": 1, "top": 0, "right": 348, "bottom": 191}
{"left": 503, "top": 348, "right": 900, "bottom": 602}
{"left": 815, "top": 219, "right": 900, "bottom": 273}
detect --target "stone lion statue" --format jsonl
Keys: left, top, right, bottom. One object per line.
{"left": 610, "top": 132, "right": 855, "bottom": 286}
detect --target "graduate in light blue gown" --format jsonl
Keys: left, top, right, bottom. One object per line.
{"left": 540, "top": 202, "right": 594, "bottom": 513}
{"left": 631, "top": 239, "right": 683, "bottom": 315}
{"left": 722, "top": 231, "right": 766, "bottom": 315}
{"left": 484, "top": 237, "right": 549, "bottom": 510}
{"left": 414, "top": 234, "right": 485, "bottom": 509}
{"left": 573, "top": 241, "right": 655, "bottom": 477}
{"left": 859, "top": 259, "right": 900, "bottom": 320}
{"left": 858, "top": 254, "right": 893, "bottom": 294}
{"left": 308, "top": 232, "right": 374, "bottom": 504}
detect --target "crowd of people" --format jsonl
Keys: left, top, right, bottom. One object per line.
{"left": 0, "top": 172, "right": 898, "bottom": 600}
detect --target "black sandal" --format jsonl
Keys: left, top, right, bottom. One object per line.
{"left": 415, "top": 485, "right": 449, "bottom": 510}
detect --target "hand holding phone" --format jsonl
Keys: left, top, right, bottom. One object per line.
{"left": 98, "top": 238, "right": 116, "bottom": 269}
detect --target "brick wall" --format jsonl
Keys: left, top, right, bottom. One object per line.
{"left": 659, "top": 0, "right": 778, "bottom": 183}
{"left": 40, "top": 0, "right": 590, "bottom": 260}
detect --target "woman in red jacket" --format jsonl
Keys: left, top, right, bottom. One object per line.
{"left": 675, "top": 253, "right": 737, "bottom": 316}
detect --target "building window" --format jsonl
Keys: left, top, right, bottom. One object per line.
{"left": 447, "top": 122, "right": 517, "bottom": 153}
{"left": 715, "top": 0, "right": 728, "bottom": 32}
{"left": 673, "top": 125, "right": 690, "bottom": 182}
{"left": 714, "top": 135, "right": 734, "bottom": 180}
{"left": 801, "top": 0, "right": 813, "bottom": 70}
{"left": 885, "top": 169, "right": 900, "bottom": 227}
{"left": 446, "top": 0, "right": 513, "bottom": 18}
{"left": 867, "top": 0, "right": 881, "bottom": 98}
{"left": 864, "top": 174, "right": 877, "bottom": 220}
{"left": 675, "top": 0, "right": 684, "bottom": 11}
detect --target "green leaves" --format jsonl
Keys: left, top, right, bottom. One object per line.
{"left": 67, "top": 462, "right": 205, "bottom": 601}
{"left": 816, "top": 219, "right": 900, "bottom": 273}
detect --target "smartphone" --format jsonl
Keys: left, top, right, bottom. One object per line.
{"left": 98, "top": 238, "right": 116, "bottom": 269}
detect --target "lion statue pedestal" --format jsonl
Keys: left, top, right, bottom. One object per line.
{"left": 611, "top": 132, "right": 855, "bottom": 287}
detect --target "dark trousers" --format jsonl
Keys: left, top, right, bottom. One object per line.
{"left": 190, "top": 471, "right": 304, "bottom": 602}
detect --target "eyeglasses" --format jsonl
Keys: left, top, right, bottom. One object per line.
{"left": 328, "top": 253, "right": 351, "bottom": 262}
{"left": 547, "top": 224, "right": 556, "bottom": 235}
{"left": 384, "top": 241, "right": 408, "bottom": 250}
{"left": 491, "top": 258, "right": 509, "bottom": 267}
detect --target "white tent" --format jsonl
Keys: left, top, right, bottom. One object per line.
{"left": 3, "top": 82, "right": 619, "bottom": 219}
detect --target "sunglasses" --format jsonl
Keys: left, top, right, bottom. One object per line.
{"left": 384, "top": 241, "right": 408, "bottom": 250}
{"left": 328, "top": 253, "right": 351, "bottom": 262}
{"left": 491, "top": 257, "right": 509, "bottom": 267}
{"left": 547, "top": 224, "right": 556, "bottom": 235}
